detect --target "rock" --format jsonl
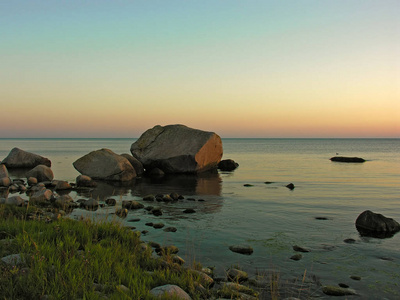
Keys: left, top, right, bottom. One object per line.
{"left": 115, "top": 208, "right": 128, "bottom": 218}
{"left": 1, "top": 148, "right": 51, "bottom": 168}
{"left": 116, "top": 284, "right": 130, "bottom": 294}
{"left": 218, "top": 159, "right": 239, "bottom": 171}
{"left": 143, "top": 195, "right": 155, "bottom": 201}
{"left": 172, "top": 255, "right": 185, "bottom": 265}
{"left": 170, "top": 192, "right": 180, "bottom": 200}
{"left": 190, "top": 269, "right": 214, "bottom": 286}
{"left": 30, "top": 189, "right": 53, "bottom": 205}
{"left": 350, "top": 275, "right": 361, "bottom": 281}
{"left": 153, "top": 223, "right": 165, "bottom": 229}
{"left": 322, "top": 285, "right": 356, "bottom": 296}
{"left": 128, "top": 218, "right": 141, "bottom": 222}
{"left": 163, "top": 227, "right": 177, "bottom": 232}
{"left": 25, "top": 165, "right": 54, "bottom": 182}
{"left": 290, "top": 254, "right": 303, "bottom": 261}
{"left": 243, "top": 184, "right": 254, "bottom": 187}
{"left": 0, "top": 165, "right": 11, "bottom": 187}
{"left": 183, "top": 208, "right": 196, "bottom": 214}
{"left": 27, "top": 177, "right": 38, "bottom": 186}
{"left": 130, "top": 124, "right": 223, "bottom": 173}
{"left": 149, "top": 284, "right": 192, "bottom": 299}
{"left": 226, "top": 268, "right": 248, "bottom": 282}
{"left": 4, "top": 196, "right": 25, "bottom": 206}
{"left": 1, "top": 253, "right": 24, "bottom": 266}
{"left": 293, "top": 245, "right": 311, "bottom": 252}
{"left": 229, "top": 245, "right": 254, "bottom": 255}
{"left": 76, "top": 175, "right": 97, "bottom": 187}
{"left": 343, "top": 238, "right": 356, "bottom": 244}
{"left": 162, "top": 194, "right": 173, "bottom": 202}
{"left": 286, "top": 183, "right": 295, "bottom": 190}
{"left": 105, "top": 198, "right": 116, "bottom": 206}
{"left": 151, "top": 208, "right": 163, "bottom": 216}
{"left": 84, "top": 198, "right": 99, "bottom": 210}
{"left": 355, "top": 210, "right": 400, "bottom": 238}
{"left": 0, "top": 177, "right": 11, "bottom": 187}
{"left": 54, "top": 180, "right": 72, "bottom": 190}
{"left": 330, "top": 156, "right": 365, "bottom": 163}
{"left": 73, "top": 149, "right": 136, "bottom": 181}
{"left": 120, "top": 153, "right": 144, "bottom": 176}
{"left": 54, "top": 195, "right": 74, "bottom": 210}
{"left": 122, "top": 200, "right": 144, "bottom": 210}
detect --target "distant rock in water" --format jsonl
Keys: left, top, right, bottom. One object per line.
{"left": 330, "top": 156, "right": 365, "bottom": 163}
{"left": 218, "top": 159, "right": 239, "bottom": 171}
{"left": 286, "top": 183, "right": 295, "bottom": 190}
{"left": 130, "top": 124, "right": 223, "bottom": 173}
{"left": 73, "top": 149, "right": 136, "bottom": 181}
{"left": 355, "top": 210, "right": 400, "bottom": 238}
{"left": 2, "top": 147, "right": 51, "bottom": 168}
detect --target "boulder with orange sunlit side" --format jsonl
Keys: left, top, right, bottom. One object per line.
{"left": 130, "top": 124, "right": 223, "bottom": 174}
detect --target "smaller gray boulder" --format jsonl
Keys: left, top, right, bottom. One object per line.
{"left": 26, "top": 165, "right": 54, "bottom": 182}
{"left": 229, "top": 244, "right": 254, "bottom": 255}
{"left": 2, "top": 148, "right": 51, "bottom": 168}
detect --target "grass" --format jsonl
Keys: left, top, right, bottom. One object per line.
{"left": 0, "top": 204, "right": 206, "bottom": 299}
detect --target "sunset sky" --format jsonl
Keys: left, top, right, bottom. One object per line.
{"left": 1, "top": 1, "right": 399, "bottom": 138}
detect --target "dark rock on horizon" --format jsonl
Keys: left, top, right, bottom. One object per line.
{"left": 330, "top": 156, "right": 365, "bottom": 163}
{"left": 286, "top": 183, "right": 295, "bottom": 190}
{"left": 2, "top": 147, "right": 51, "bottom": 168}
{"left": 130, "top": 124, "right": 223, "bottom": 173}
{"left": 218, "top": 159, "right": 239, "bottom": 171}
{"left": 25, "top": 165, "right": 54, "bottom": 182}
{"left": 355, "top": 210, "right": 400, "bottom": 238}
{"left": 73, "top": 148, "right": 136, "bottom": 181}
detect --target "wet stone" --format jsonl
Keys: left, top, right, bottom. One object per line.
{"left": 163, "top": 227, "right": 177, "bottom": 232}
{"left": 183, "top": 208, "right": 196, "bottom": 214}
{"left": 344, "top": 238, "right": 356, "bottom": 244}
{"left": 290, "top": 254, "right": 303, "bottom": 261}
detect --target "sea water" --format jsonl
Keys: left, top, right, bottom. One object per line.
{"left": 0, "top": 138, "right": 399, "bottom": 298}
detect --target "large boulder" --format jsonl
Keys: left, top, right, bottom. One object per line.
{"left": 73, "top": 149, "right": 136, "bottom": 181}
{"left": 25, "top": 165, "right": 54, "bottom": 182}
{"left": 130, "top": 124, "right": 223, "bottom": 173}
{"left": 356, "top": 210, "right": 400, "bottom": 238}
{"left": 1, "top": 147, "right": 51, "bottom": 168}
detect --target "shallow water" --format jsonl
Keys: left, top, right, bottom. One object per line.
{"left": 1, "top": 138, "right": 399, "bottom": 299}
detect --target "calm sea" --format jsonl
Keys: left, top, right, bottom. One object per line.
{"left": 1, "top": 138, "right": 399, "bottom": 298}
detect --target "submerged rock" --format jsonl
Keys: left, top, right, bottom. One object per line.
{"left": 330, "top": 156, "right": 365, "bottom": 163}
{"left": 229, "top": 245, "right": 254, "bottom": 255}
{"left": 2, "top": 147, "right": 51, "bottom": 168}
{"left": 130, "top": 124, "right": 223, "bottom": 173}
{"left": 355, "top": 210, "right": 400, "bottom": 238}
{"left": 322, "top": 285, "right": 356, "bottom": 296}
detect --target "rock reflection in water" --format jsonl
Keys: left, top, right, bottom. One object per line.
{"left": 132, "top": 172, "right": 222, "bottom": 197}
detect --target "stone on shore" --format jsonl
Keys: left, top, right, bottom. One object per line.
{"left": 73, "top": 149, "right": 136, "bottom": 181}
{"left": 25, "top": 165, "right": 54, "bottom": 182}
{"left": 76, "top": 175, "right": 97, "bottom": 187}
{"left": 30, "top": 189, "right": 53, "bottom": 205}
{"left": 226, "top": 268, "right": 248, "bottom": 282}
{"left": 355, "top": 210, "right": 400, "bottom": 238}
{"left": 54, "top": 195, "right": 74, "bottom": 210}
{"left": 150, "top": 284, "right": 192, "bottom": 299}
{"left": 218, "top": 159, "right": 239, "bottom": 171}
{"left": 120, "top": 153, "right": 144, "bottom": 176}
{"left": 322, "top": 285, "right": 356, "bottom": 296}
{"left": 330, "top": 156, "right": 365, "bottom": 163}
{"left": 4, "top": 196, "right": 25, "bottom": 206}
{"left": 0, "top": 165, "right": 11, "bottom": 187}
{"left": 130, "top": 124, "right": 223, "bottom": 173}
{"left": 1, "top": 147, "right": 51, "bottom": 168}
{"left": 229, "top": 245, "right": 254, "bottom": 255}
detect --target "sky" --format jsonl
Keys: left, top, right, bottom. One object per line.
{"left": 1, "top": 0, "right": 399, "bottom": 138}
